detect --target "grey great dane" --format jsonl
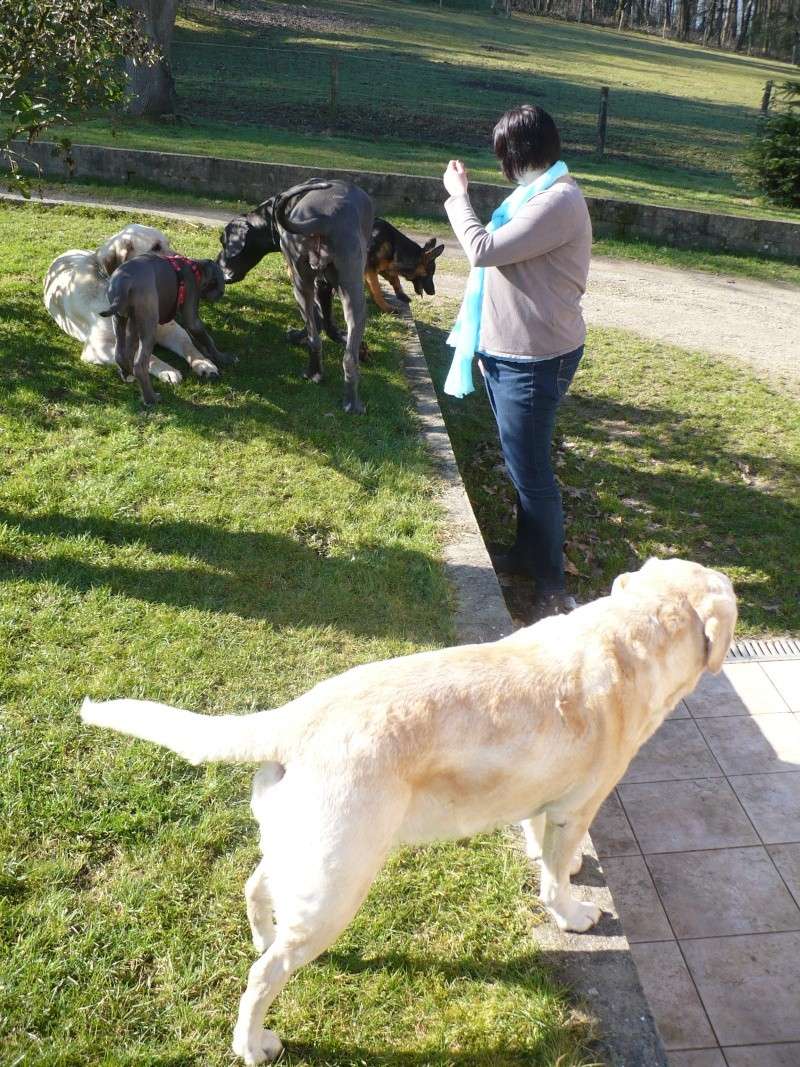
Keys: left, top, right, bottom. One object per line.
{"left": 218, "top": 179, "right": 373, "bottom": 414}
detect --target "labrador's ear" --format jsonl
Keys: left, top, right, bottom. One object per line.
{"left": 98, "top": 237, "right": 134, "bottom": 275}
{"left": 611, "top": 570, "right": 633, "bottom": 596}
{"left": 696, "top": 590, "right": 737, "bottom": 674}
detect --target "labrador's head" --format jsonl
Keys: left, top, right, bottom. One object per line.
{"left": 217, "top": 199, "right": 281, "bottom": 283}
{"left": 612, "top": 558, "right": 737, "bottom": 673}
{"left": 97, "top": 225, "right": 174, "bottom": 276}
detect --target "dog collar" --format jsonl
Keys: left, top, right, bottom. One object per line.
{"left": 164, "top": 253, "right": 204, "bottom": 312}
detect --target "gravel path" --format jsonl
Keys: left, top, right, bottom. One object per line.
{"left": 9, "top": 189, "right": 797, "bottom": 393}
{"left": 429, "top": 238, "right": 799, "bottom": 395}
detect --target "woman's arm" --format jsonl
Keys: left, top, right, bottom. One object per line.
{"left": 445, "top": 191, "right": 575, "bottom": 269}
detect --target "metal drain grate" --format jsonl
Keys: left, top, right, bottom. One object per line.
{"left": 726, "top": 637, "right": 800, "bottom": 662}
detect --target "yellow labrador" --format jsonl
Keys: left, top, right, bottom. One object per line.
{"left": 81, "top": 557, "right": 736, "bottom": 1065}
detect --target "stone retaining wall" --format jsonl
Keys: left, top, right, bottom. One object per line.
{"left": 15, "top": 140, "right": 800, "bottom": 259}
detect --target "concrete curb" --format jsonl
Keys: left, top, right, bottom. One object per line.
{"left": 14, "top": 192, "right": 668, "bottom": 1066}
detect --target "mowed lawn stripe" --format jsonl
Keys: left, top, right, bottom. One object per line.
{"left": 0, "top": 202, "right": 593, "bottom": 1067}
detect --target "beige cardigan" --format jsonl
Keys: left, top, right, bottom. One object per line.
{"left": 445, "top": 176, "right": 592, "bottom": 359}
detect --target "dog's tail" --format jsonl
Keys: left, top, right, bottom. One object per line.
{"left": 274, "top": 179, "right": 333, "bottom": 237}
{"left": 99, "top": 275, "right": 132, "bottom": 318}
{"left": 80, "top": 697, "right": 289, "bottom": 765}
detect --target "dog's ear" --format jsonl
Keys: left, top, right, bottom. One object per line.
{"left": 98, "top": 237, "right": 134, "bottom": 275}
{"left": 422, "top": 237, "right": 436, "bottom": 250}
{"left": 611, "top": 570, "right": 633, "bottom": 596}
{"left": 695, "top": 590, "right": 737, "bottom": 674}
{"left": 200, "top": 260, "right": 226, "bottom": 301}
{"left": 426, "top": 243, "right": 445, "bottom": 262}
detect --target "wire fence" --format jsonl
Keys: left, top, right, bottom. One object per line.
{"left": 171, "top": 23, "right": 765, "bottom": 171}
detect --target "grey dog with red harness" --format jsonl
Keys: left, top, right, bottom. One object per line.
{"left": 102, "top": 251, "right": 230, "bottom": 406}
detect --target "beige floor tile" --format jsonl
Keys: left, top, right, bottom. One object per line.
{"left": 622, "top": 720, "right": 722, "bottom": 783}
{"left": 724, "top": 1043, "right": 800, "bottom": 1066}
{"left": 668, "top": 1052, "right": 726, "bottom": 1067}
{"left": 762, "top": 661, "right": 800, "bottom": 712}
{"left": 698, "top": 714, "right": 800, "bottom": 775}
{"left": 767, "top": 843, "right": 800, "bottom": 907}
{"left": 730, "top": 771, "right": 800, "bottom": 844}
{"left": 647, "top": 847, "right": 800, "bottom": 938}
{"left": 630, "top": 941, "right": 717, "bottom": 1050}
{"left": 619, "top": 779, "right": 759, "bottom": 854}
{"left": 686, "top": 664, "right": 790, "bottom": 718}
{"left": 681, "top": 930, "right": 800, "bottom": 1046}
{"left": 590, "top": 790, "right": 640, "bottom": 858}
{"left": 601, "top": 855, "right": 673, "bottom": 942}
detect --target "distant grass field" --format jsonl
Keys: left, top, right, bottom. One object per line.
{"left": 59, "top": 0, "right": 800, "bottom": 220}
{"left": 0, "top": 201, "right": 595, "bottom": 1066}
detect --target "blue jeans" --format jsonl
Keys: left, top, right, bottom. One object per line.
{"left": 479, "top": 346, "right": 584, "bottom": 593}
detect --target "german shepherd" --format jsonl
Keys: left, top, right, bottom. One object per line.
{"left": 365, "top": 219, "right": 445, "bottom": 313}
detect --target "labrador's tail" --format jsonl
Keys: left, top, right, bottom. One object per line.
{"left": 274, "top": 179, "right": 333, "bottom": 237}
{"left": 80, "top": 697, "right": 288, "bottom": 765}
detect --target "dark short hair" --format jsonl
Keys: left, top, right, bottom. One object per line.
{"left": 492, "top": 105, "right": 562, "bottom": 181}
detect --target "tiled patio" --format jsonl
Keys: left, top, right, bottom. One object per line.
{"left": 590, "top": 658, "right": 800, "bottom": 1067}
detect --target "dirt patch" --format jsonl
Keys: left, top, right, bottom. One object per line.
{"left": 191, "top": 0, "right": 373, "bottom": 35}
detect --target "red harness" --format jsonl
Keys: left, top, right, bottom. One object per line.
{"left": 164, "top": 253, "right": 204, "bottom": 318}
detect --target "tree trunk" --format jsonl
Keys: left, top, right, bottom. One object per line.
{"left": 722, "top": 0, "right": 738, "bottom": 47}
{"left": 119, "top": 0, "right": 180, "bottom": 116}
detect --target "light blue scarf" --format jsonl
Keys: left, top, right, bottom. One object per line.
{"left": 444, "top": 160, "right": 569, "bottom": 398}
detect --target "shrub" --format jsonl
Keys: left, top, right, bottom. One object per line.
{"left": 745, "top": 81, "right": 800, "bottom": 208}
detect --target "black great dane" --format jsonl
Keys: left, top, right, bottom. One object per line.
{"left": 218, "top": 179, "right": 373, "bottom": 414}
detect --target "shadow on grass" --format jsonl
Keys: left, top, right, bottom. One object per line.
{"left": 0, "top": 507, "right": 444, "bottom": 639}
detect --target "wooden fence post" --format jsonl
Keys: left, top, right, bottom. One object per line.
{"left": 760, "top": 80, "right": 773, "bottom": 114}
{"left": 329, "top": 55, "right": 339, "bottom": 118}
{"left": 596, "top": 86, "right": 609, "bottom": 159}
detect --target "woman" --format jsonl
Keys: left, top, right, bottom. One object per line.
{"left": 442, "top": 104, "right": 592, "bottom": 621}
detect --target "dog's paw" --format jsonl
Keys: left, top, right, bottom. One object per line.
{"left": 396, "top": 291, "right": 412, "bottom": 304}
{"left": 192, "top": 358, "right": 221, "bottom": 381}
{"left": 155, "top": 367, "right": 183, "bottom": 386}
{"left": 286, "top": 327, "right": 308, "bottom": 346}
{"left": 232, "top": 1027, "right": 283, "bottom": 1065}
{"left": 548, "top": 898, "right": 602, "bottom": 933}
{"left": 214, "top": 350, "right": 238, "bottom": 367}
{"left": 343, "top": 399, "right": 366, "bottom": 415}
{"left": 303, "top": 371, "right": 323, "bottom": 384}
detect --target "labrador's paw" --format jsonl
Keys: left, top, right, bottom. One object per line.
{"left": 155, "top": 366, "right": 182, "bottom": 385}
{"left": 192, "top": 358, "right": 220, "bottom": 381}
{"left": 232, "top": 1026, "right": 283, "bottom": 1065}
{"left": 548, "top": 898, "right": 602, "bottom": 933}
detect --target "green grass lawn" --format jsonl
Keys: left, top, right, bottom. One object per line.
{"left": 0, "top": 202, "right": 594, "bottom": 1066}
{"left": 57, "top": 0, "right": 800, "bottom": 221}
{"left": 414, "top": 299, "right": 800, "bottom": 637}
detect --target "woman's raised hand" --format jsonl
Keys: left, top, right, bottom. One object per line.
{"left": 443, "top": 159, "right": 469, "bottom": 197}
